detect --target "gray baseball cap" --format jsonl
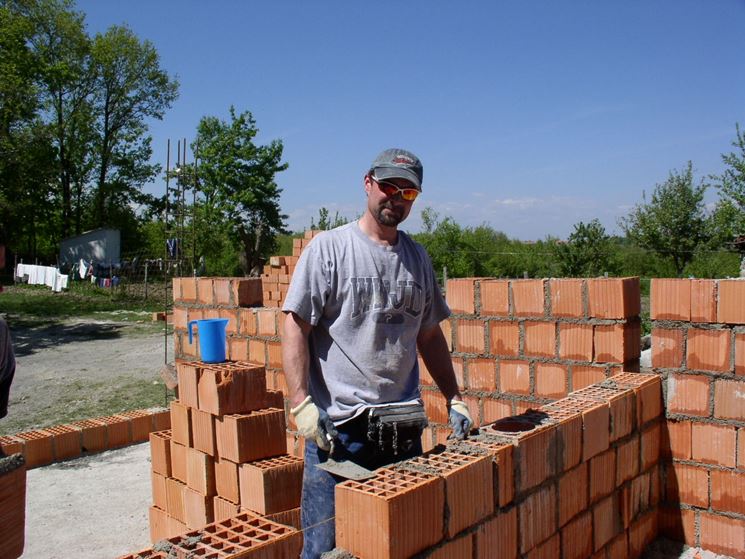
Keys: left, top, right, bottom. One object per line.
{"left": 369, "top": 148, "right": 423, "bottom": 190}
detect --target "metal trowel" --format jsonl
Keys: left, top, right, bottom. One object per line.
{"left": 315, "top": 435, "right": 376, "bottom": 481}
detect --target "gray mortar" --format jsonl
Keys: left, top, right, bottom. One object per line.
{"left": 0, "top": 452, "right": 24, "bottom": 475}
{"left": 321, "top": 548, "right": 357, "bottom": 559}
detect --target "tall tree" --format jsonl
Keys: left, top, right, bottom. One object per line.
{"left": 89, "top": 25, "right": 178, "bottom": 227}
{"left": 554, "top": 219, "right": 618, "bottom": 277}
{"left": 620, "top": 162, "right": 709, "bottom": 276}
{"left": 711, "top": 123, "right": 745, "bottom": 242}
{"left": 194, "top": 107, "right": 288, "bottom": 276}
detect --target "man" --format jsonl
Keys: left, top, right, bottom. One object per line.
{"left": 281, "top": 148, "right": 473, "bottom": 559}
{"left": 0, "top": 318, "right": 16, "bottom": 423}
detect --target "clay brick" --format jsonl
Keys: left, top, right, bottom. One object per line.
{"left": 0, "top": 435, "right": 23, "bottom": 457}
{"left": 214, "top": 457, "right": 240, "bottom": 504}
{"left": 525, "top": 533, "right": 559, "bottom": 559}
{"left": 183, "top": 485, "right": 214, "bottom": 528}
{"left": 592, "top": 493, "right": 622, "bottom": 552}
{"left": 699, "top": 512, "right": 745, "bottom": 558}
{"left": 616, "top": 435, "right": 640, "bottom": 487}
{"left": 421, "top": 390, "right": 449, "bottom": 425}
{"left": 737, "top": 333, "right": 745, "bottom": 376}
{"left": 498, "top": 359, "right": 531, "bottom": 395}
{"left": 628, "top": 509, "right": 657, "bottom": 559}
{"left": 588, "top": 277, "right": 640, "bottom": 319}
{"left": 197, "top": 278, "right": 212, "bottom": 305}
{"left": 151, "top": 408, "right": 170, "bottom": 432}
{"left": 480, "top": 279, "right": 510, "bottom": 316}
{"left": 166, "top": 515, "right": 187, "bottom": 539}
{"left": 691, "top": 279, "right": 717, "bottom": 322}
{"left": 511, "top": 423, "right": 558, "bottom": 493}
{"left": 70, "top": 419, "right": 106, "bottom": 453}
{"left": 687, "top": 328, "right": 732, "bottom": 372}
{"left": 607, "top": 371, "right": 663, "bottom": 425}
{"left": 474, "top": 508, "right": 517, "bottom": 559}
{"left": 534, "top": 363, "right": 568, "bottom": 399}
{"left": 173, "top": 307, "right": 187, "bottom": 330}
{"left": 247, "top": 339, "right": 266, "bottom": 365}
{"left": 148, "top": 505, "right": 169, "bottom": 544}
{"left": 186, "top": 447, "right": 216, "bottom": 496}
{"left": 571, "top": 365, "right": 605, "bottom": 390}
{"left": 440, "top": 318, "right": 452, "bottom": 352}
{"left": 228, "top": 337, "right": 248, "bottom": 361}
{"left": 403, "top": 451, "right": 493, "bottom": 537}
{"left": 606, "top": 533, "right": 629, "bottom": 559}
{"left": 589, "top": 449, "right": 616, "bottom": 503}
{"left": 446, "top": 278, "right": 477, "bottom": 315}
{"left": 212, "top": 495, "right": 239, "bottom": 523}
{"left": 455, "top": 318, "right": 486, "bottom": 353}
{"left": 488, "top": 321, "right": 520, "bottom": 356}
{"left": 93, "top": 415, "right": 132, "bottom": 449}
{"left": 622, "top": 472, "right": 652, "bottom": 529}
{"left": 482, "top": 397, "right": 512, "bottom": 423}
{"left": 232, "top": 278, "right": 263, "bottom": 307}
{"left": 739, "top": 429, "right": 745, "bottom": 469}
{"left": 512, "top": 279, "right": 545, "bottom": 317}
{"left": 165, "top": 477, "right": 186, "bottom": 522}
{"left": 12, "top": 429, "right": 54, "bottom": 468}
{"left": 518, "top": 484, "right": 556, "bottom": 554}
{"left": 664, "top": 419, "right": 692, "bottom": 460}
{"left": 558, "top": 462, "right": 588, "bottom": 526}
{"left": 651, "top": 328, "right": 684, "bottom": 369}
{"left": 197, "top": 362, "right": 267, "bottom": 415}
{"left": 256, "top": 309, "right": 278, "bottom": 335}
{"left": 240, "top": 308, "right": 256, "bottom": 335}
{"left": 116, "top": 409, "right": 154, "bottom": 443}
{"left": 546, "top": 397, "right": 609, "bottom": 462}
{"left": 665, "top": 462, "right": 709, "bottom": 507}
{"left": 640, "top": 420, "right": 661, "bottom": 470}
{"left": 650, "top": 278, "right": 691, "bottom": 320}
{"left": 718, "top": 279, "right": 745, "bottom": 324}
{"left": 427, "top": 533, "right": 474, "bottom": 559}
{"left": 266, "top": 340, "right": 282, "bottom": 369}
{"left": 215, "top": 408, "right": 287, "bottom": 463}
{"left": 149, "top": 430, "right": 172, "bottom": 477}
{"left": 714, "top": 378, "right": 745, "bottom": 421}
{"left": 239, "top": 454, "right": 304, "bottom": 515}
{"left": 211, "top": 278, "right": 231, "bottom": 305}
{"left": 658, "top": 506, "right": 696, "bottom": 548}
{"left": 179, "top": 277, "right": 197, "bottom": 303}
{"left": 523, "top": 321, "right": 555, "bottom": 358}
{"left": 559, "top": 323, "right": 593, "bottom": 361}
{"left": 572, "top": 384, "right": 635, "bottom": 442}
{"left": 666, "top": 373, "right": 710, "bottom": 416}
{"left": 562, "top": 511, "right": 593, "bottom": 559}
{"left": 467, "top": 358, "right": 497, "bottom": 391}
{"left": 169, "top": 400, "right": 191, "bottom": 446}
{"left": 46, "top": 424, "right": 82, "bottom": 461}
{"left": 594, "top": 322, "right": 640, "bottom": 364}
{"left": 170, "top": 440, "right": 188, "bottom": 483}
{"left": 151, "top": 471, "right": 167, "bottom": 510}
{"left": 710, "top": 469, "right": 745, "bottom": 515}
{"left": 692, "top": 422, "right": 736, "bottom": 468}
{"left": 549, "top": 278, "right": 584, "bottom": 318}
{"left": 336, "top": 466, "right": 444, "bottom": 559}
{"left": 540, "top": 408, "right": 582, "bottom": 471}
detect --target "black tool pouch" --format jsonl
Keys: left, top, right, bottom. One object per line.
{"left": 366, "top": 402, "right": 428, "bottom": 456}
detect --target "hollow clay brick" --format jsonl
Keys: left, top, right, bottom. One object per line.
{"left": 664, "top": 419, "right": 692, "bottom": 460}
{"left": 256, "top": 309, "right": 278, "bottom": 335}
{"left": 147, "top": 505, "right": 170, "bottom": 545}
{"left": 474, "top": 508, "right": 517, "bottom": 559}
{"left": 149, "top": 430, "right": 172, "bottom": 477}
{"left": 183, "top": 485, "right": 214, "bottom": 529}
{"left": 714, "top": 378, "right": 745, "bottom": 421}
{"left": 263, "top": 388, "right": 285, "bottom": 410}
{"left": 692, "top": 422, "right": 737, "bottom": 468}
{"left": 523, "top": 321, "right": 555, "bottom": 358}
{"left": 518, "top": 484, "right": 556, "bottom": 554}
{"left": 665, "top": 462, "right": 709, "bottom": 508}
{"left": 687, "top": 328, "right": 732, "bottom": 372}
{"left": 498, "top": 359, "right": 531, "bottom": 395}
{"left": 628, "top": 509, "right": 657, "bottom": 559}
{"left": 212, "top": 495, "right": 239, "bottom": 522}
{"left": 482, "top": 397, "right": 512, "bottom": 424}
{"left": 455, "top": 318, "right": 486, "bottom": 353}
{"left": 558, "top": 462, "right": 588, "bottom": 527}
{"left": 608, "top": 371, "right": 663, "bottom": 425}
{"left": 545, "top": 397, "right": 609, "bottom": 462}
{"left": 197, "top": 362, "right": 267, "bottom": 416}
{"left": 699, "top": 512, "right": 745, "bottom": 559}
{"left": 718, "top": 279, "right": 745, "bottom": 324}
{"left": 165, "top": 477, "right": 186, "bottom": 523}
{"left": 445, "top": 278, "right": 477, "bottom": 315}
{"left": 691, "top": 279, "right": 717, "bottom": 323}
{"left": 467, "top": 358, "right": 497, "bottom": 391}
{"left": 594, "top": 322, "right": 640, "bottom": 364}
{"left": 539, "top": 407, "right": 582, "bottom": 471}
{"left": 93, "top": 414, "right": 132, "bottom": 448}
{"left": 198, "top": 278, "right": 213, "bottom": 305}
{"left": 215, "top": 408, "right": 287, "bottom": 463}
{"left": 588, "top": 277, "right": 640, "bottom": 319}
{"left": 116, "top": 410, "right": 154, "bottom": 443}
{"left": 710, "top": 469, "right": 745, "bottom": 515}
{"left": 479, "top": 279, "right": 510, "bottom": 316}
{"left": 190, "top": 408, "right": 216, "bottom": 456}
{"left": 559, "top": 323, "right": 593, "bottom": 361}
{"left": 589, "top": 449, "right": 616, "bottom": 503}
{"left": 440, "top": 318, "right": 453, "bottom": 352}
{"left": 0, "top": 435, "right": 23, "bottom": 457}
{"left": 248, "top": 339, "right": 266, "bottom": 365}
{"left": 239, "top": 455, "right": 304, "bottom": 515}
{"left": 512, "top": 279, "right": 546, "bottom": 317}
{"left": 232, "top": 278, "right": 263, "bottom": 307}
{"left": 151, "top": 471, "right": 167, "bottom": 510}
{"left": 240, "top": 308, "right": 257, "bottom": 336}
{"left": 592, "top": 493, "right": 622, "bottom": 552}
{"left": 421, "top": 390, "right": 449, "bottom": 425}
{"left": 489, "top": 321, "right": 520, "bottom": 356}
{"left": 214, "top": 457, "right": 240, "bottom": 504}
{"left": 561, "top": 510, "right": 593, "bottom": 559}
{"left": 70, "top": 419, "right": 106, "bottom": 453}
{"left": 425, "top": 532, "right": 473, "bottom": 559}
{"left": 507, "top": 422, "right": 558, "bottom": 494}
{"left": 401, "top": 451, "right": 493, "bottom": 537}
{"left": 170, "top": 400, "right": 192, "bottom": 447}
{"left": 549, "top": 278, "right": 584, "bottom": 318}
{"left": 572, "top": 384, "right": 635, "bottom": 442}
{"left": 173, "top": 307, "right": 187, "bottom": 331}
{"left": 176, "top": 362, "right": 202, "bottom": 408}
{"left": 13, "top": 429, "right": 54, "bottom": 468}
{"left": 0, "top": 460, "right": 26, "bottom": 558}
{"left": 186, "top": 447, "right": 216, "bottom": 496}
{"left": 640, "top": 420, "right": 661, "bottom": 470}
{"left": 739, "top": 428, "right": 745, "bottom": 469}
{"left": 170, "top": 440, "right": 188, "bottom": 483}
{"left": 615, "top": 435, "right": 640, "bottom": 487}
{"left": 571, "top": 365, "right": 606, "bottom": 391}
{"left": 179, "top": 277, "right": 197, "bottom": 303}
{"left": 651, "top": 328, "right": 684, "bottom": 369}
{"left": 736, "top": 333, "right": 745, "bottom": 376}
{"left": 534, "top": 363, "right": 568, "bottom": 399}
{"left": 150, "top": 408, "right": 171, "bottom": 432}
{"left": 266, "top": 507, "right": 302, "bottom": 530}
{"left": 266, "top": 341, "right": 282, "bottom": 369}
{"left": 213, "top": 278, "right": 231, "bottom": 305}
{"left": 46, "top": 424, "right": 82, "bottom": 461}
{"left": 658, "top": 506, "right": 696, "bottom": 548}
{"left": 336, "top": 467, "right": 445, "bottom": 559}
{"left": 650, "top": 278, "right": 691, "bottom": 320}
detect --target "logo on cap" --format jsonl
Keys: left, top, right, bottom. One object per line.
{"left": 392, "top": 156, "right": 415, "bottom": 166}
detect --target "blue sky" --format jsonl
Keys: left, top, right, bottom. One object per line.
{"left": 76, "top": 1, "right": 745, "bottom": 240}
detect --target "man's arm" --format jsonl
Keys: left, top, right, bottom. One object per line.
{"left": 282, "top": 311, "right": 312, "bottom": 408}
{"left": 416, "top": 323, "right": 462, "bottom": 402}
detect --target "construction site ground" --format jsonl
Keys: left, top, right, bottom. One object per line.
{"left": 5, "top": 316, "right": 734, "bottom": 559}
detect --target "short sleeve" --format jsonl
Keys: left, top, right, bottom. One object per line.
{"left": 282, "top": 240, "right": 332, "bottom": 326}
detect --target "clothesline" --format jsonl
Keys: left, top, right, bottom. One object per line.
{"left": 14, "top": 264, "right": 69, "bottom": 293}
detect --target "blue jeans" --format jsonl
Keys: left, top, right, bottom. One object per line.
{"left": 300, "top": 412, "right": 423, "bottom": 559}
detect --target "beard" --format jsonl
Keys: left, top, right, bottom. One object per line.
{"left": 374, "top": 200, "right": 407, "bottom": 227}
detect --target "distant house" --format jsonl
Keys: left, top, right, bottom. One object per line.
{"left": 59, "top": 228, "right": 121, "bottom": 269}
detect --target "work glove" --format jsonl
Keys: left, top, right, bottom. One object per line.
{"left": 448, "top": 400, "right": 474, "bottom": 440}
{"left": 290, "top": 396, "right": 338, "bottom": 452}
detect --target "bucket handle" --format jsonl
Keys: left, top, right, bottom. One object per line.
{"left": 188, "top": 320, "right": 198, "bottom": 345}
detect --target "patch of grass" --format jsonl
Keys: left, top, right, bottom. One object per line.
{"left": 0, "top": 378, "right": 174, "bottom": 435}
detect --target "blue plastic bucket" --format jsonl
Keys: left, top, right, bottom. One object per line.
{"left": 188, "top": 318, "right": 229, "bottom": 363}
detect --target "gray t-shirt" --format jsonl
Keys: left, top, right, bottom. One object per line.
{"left": 282, "top": 222, "right": 450, "bottom": 423}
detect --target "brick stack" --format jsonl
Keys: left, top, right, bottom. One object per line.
{"left": 335, "top": 371, "right": 664, "bottom": 559}
{"left": 0, "top": 408, "right": 169, "bottom": 469}
{"left": 259, "top": 230, "right": 320, "bottom": 308}
{"left": 147, "top": 360, "right": 302, "bottom": 543}
{"left": 650, "top": 278, "right": 745, "bottom": 558}
{"left": 426, "top": 277, "right": 641, "bottom": 447}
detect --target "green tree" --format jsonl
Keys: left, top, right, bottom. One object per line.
{"left": 620, "top": 162, "right": 709, "bottom": 276}
{"left": 194, "top": 107, "right": 288, "bottom": 276}
{"left": 711, "top": 123, "right": 745, "bottom": 241}
{"left": 554, "top": 219, "right": 618, "bottom": 277}
{"left": 310, "top": 207, "right": 348, "bottom": 230}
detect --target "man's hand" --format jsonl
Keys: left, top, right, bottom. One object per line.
{"left": 448, "top": 400, "right": 473, "bottom": 440}
{"left": 290, "top": 396, "right": 338, "bottom": 451}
